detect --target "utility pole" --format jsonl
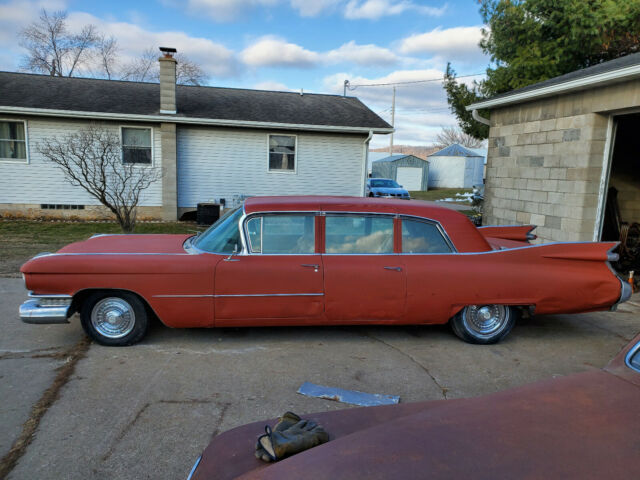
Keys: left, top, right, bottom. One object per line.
{"left": 389, "top": 86, "right": 396, "bottom": 155}
{"left": 343, "top": 79, "right": 349, "bottom": 96}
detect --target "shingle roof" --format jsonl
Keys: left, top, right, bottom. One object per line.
{"left": 429, "top": 144, "right": 482, "bottom": 157}
{"left": 0, "top": 71, "right": 392, "bottom": 130}
{"left": 469, "top": 52, "right": 640, "bottom": 109}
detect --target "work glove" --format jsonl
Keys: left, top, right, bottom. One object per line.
{"left": 257, "top": 419, "right": 329, "bottom": 462}
{"left": 254, "top": 412, "right": 302, "bottom": 462}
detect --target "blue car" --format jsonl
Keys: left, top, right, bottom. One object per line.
{"left": 366, "top": 178, "right": 411, "bottom": 199}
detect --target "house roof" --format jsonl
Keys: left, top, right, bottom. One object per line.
{"left": 372, "top": 154, "right": 428, "bottom": 163}
{"left": 0, "top": 71, "right": 392, "bottom": 133}
{"left": 429, "top": 144, "right": 482, "bottom": 157}
{"left": 467, "top": 52, "right": 640, "bottom": 110}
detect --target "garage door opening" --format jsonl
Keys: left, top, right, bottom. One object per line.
{"left": 601, "top": 112, "right": 640, "bottom": 278}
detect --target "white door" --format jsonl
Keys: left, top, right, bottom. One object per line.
{"left": 396, "top": 167, "right": 423, "bottom": 190}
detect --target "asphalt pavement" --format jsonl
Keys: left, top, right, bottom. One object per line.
{"left": 1, "top": 276, "right": 639, "bottom": 479}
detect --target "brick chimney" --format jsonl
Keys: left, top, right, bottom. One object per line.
{"left": 158, "top": 47, "right": 177, "bottom": 114}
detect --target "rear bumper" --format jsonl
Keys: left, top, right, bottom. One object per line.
{"left": 611, "top": 278, "right": 633, "bottom": 311}
{"left": 20, "top": 297, "right": 72, "bottom": 324}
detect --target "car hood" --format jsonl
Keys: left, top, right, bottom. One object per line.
{"left": 191, "top": 336, "right": 640, "bottom": 479}
{"left": 370, "top": 187, "right": 407, "bottom": 194}
{"left": 54, "top": 233, "right": 194, "bottom": 254}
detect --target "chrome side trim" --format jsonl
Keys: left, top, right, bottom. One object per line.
{"left": 30, "top": 252, "right": 191, "bottom": 257}
{"left": 624, "top": 341, "right": 640, "bottom": 373}
{"left": 152, "top": 294, "right": 215, "bottom": 298}
{"left": 28, "top": 292, "right": 73, "bottom": 299}
{"left": 214, "top": 293, "right": 324, "bottom": 298}
{"left": 20, "top": 299, "right": 71, "bottom": 324}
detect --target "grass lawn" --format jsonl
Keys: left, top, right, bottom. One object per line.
{"left": 409, "top": 188, "right": 473, "bottom": 202}
{"left": 0, "top": 221, "right": 204, "bottom": 275}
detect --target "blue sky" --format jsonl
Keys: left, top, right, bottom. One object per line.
{"left": 0, "top": 0, "right": 489, "bottom": 148}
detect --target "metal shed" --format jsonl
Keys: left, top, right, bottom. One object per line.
{"left": 371, "top": 154, "right": 429, "bottom": 191}
{"left": 427, "top": 144, "right": 484, "bottom": 189}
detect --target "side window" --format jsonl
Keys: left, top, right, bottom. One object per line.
{"left": 401, "top": 218, "right": 452, "bottom": 254}
{"left": 325, "top": 215, "right": 394, "bottom": 254}
{"left": 246, "top": 214, "right": 315, "bottom": 254}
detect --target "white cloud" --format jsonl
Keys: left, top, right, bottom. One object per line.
{"left": 399, "top": 26, "right": 484, "bottom": 61}
{"left": 253, "top": 80, "right": 292, "bottom": 91}
{"left": 289, "top": 0, "right": 343, "bottom": 16}
{"left": 326, "top": 41, "right": 397, "bottom": 66}
{"left": 66, "top": 12, "right": 238, "bottom": 78}
{"left": 177, "top": 0, "right": 446, "bottom": 21}
{"left": 241, "top": 38, "right": 399, "bottom": 69}
{"left": 241, "top": 36, "right": 320, "bottom": 68}
{"left": 181, "top": 0, "right": 279, "bottom": 22}
{"left": 344, "top": 0, "right": 446, "bottom": 20}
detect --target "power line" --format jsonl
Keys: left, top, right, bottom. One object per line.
{"left": 347, "top": 72, "right": 485, "bottom": 90}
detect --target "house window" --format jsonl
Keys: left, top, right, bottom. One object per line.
{"left": 0, "top": 121, "right": 27, "bottom": 161}
{"left": 121, "top": 127, "right": 152, "bottom": 164}
{"left": 268, "top": 135, "right": 296, "bottom": 172}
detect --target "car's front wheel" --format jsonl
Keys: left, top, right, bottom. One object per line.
{"left": 80, "top": 291, "right": 149, "bottom": 346}
{"left": 451, "top": 305, "right": 517, "bottom": 344}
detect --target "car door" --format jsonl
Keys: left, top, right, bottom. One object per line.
{"left": 322, "top": 213, "right": 406, "bottom": 322}
{"left": 214, "top": 213, "right": 324, "bottom": 324}
{"left": 399, "top": 216, "right": 456, "bottom": 324}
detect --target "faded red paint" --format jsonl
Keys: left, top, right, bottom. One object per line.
{"left": 21, "top": 197, "right": 624, "bottom": 329}
{"left": 191, "top": 335, "right": 640, "bottom": 480}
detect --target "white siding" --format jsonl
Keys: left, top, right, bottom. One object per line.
{"left": 0, "top": 117, "right": 162, "bottom": 206}
{"left": 177, "top": 127, "right": 365, "bottom": 207}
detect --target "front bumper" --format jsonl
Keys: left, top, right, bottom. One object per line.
{"left": 20, "top": 295, "right": 72, "bottom": 324}
{"left": 373, "top": 194, "right": 411, "bottom": 200}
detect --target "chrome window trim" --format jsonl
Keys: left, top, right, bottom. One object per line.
{"left": 624, "top": 341, "right": 640, "bottom": 373}
{"left": 398, "top": 214, "right": 457, "bottom": 254}
{"left": 241, "top": 211, "right": 317, "bottom": 256}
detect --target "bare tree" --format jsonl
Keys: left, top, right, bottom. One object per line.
{"left": 96, "top": 34, "right": 119, "bottom": 80}
{"left": 121, "top": 48, "right": 206, "bottom": 85}
{"left": 19, "top": 9, "right": 206, "bottom": 85}
{"left": 434, "top": 126, "right": 485, "bottom": 149}
{"left": 19, "top": 9, "right": 101, "bottom": 77}
{"left": 38, "top": 125, "right": 162, "bottom": 232}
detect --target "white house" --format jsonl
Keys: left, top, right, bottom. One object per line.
{"left": 427, "top": 144, "right": 485, "bottom": 189}
{"left": 0, "top": 48, "right": 392, "bottom": 220}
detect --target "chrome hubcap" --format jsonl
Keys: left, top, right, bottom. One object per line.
{"left": 465, "top": 305, "right": 507, "bottom": 336}
{"left": 91, "top": 297, "right": 135, "bottom": 339}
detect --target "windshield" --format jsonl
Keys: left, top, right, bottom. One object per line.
{"left": 193, "top": 207, "right": 243, "bottom": 253}
{"left": 370, "top": 179, "right": 400, "bottom": 188}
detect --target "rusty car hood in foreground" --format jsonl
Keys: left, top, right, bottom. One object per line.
{"left": 191, "top": 334, "right": 640, "bottom": 480}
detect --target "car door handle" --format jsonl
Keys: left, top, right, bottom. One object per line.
{"left": 384, "top": 266, "right": 402, "bottom": 272}
{"left": 301, "top": 264, "right": 320, "bottom": 272}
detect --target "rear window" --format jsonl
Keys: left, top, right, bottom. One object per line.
{"left": 401, "top": 218, "right": 452, "bottom": 254}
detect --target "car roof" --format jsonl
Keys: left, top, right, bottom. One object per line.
{"left": 243, "top": 196, "right": 490, "bottom": 252}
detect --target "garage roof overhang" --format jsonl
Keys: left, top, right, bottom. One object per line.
{"left": 466, "top": 62, "right": 640, "bottom": 111}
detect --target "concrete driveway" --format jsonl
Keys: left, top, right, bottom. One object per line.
{"left": 1, "top": 276, "right": 639, "bottom": 479}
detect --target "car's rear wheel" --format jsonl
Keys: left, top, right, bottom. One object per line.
{"left": 80, "top": 291, "right": 149, "bottom": 346}
{"left": 451, "top": 305, "right": 517, "bottom": 344}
